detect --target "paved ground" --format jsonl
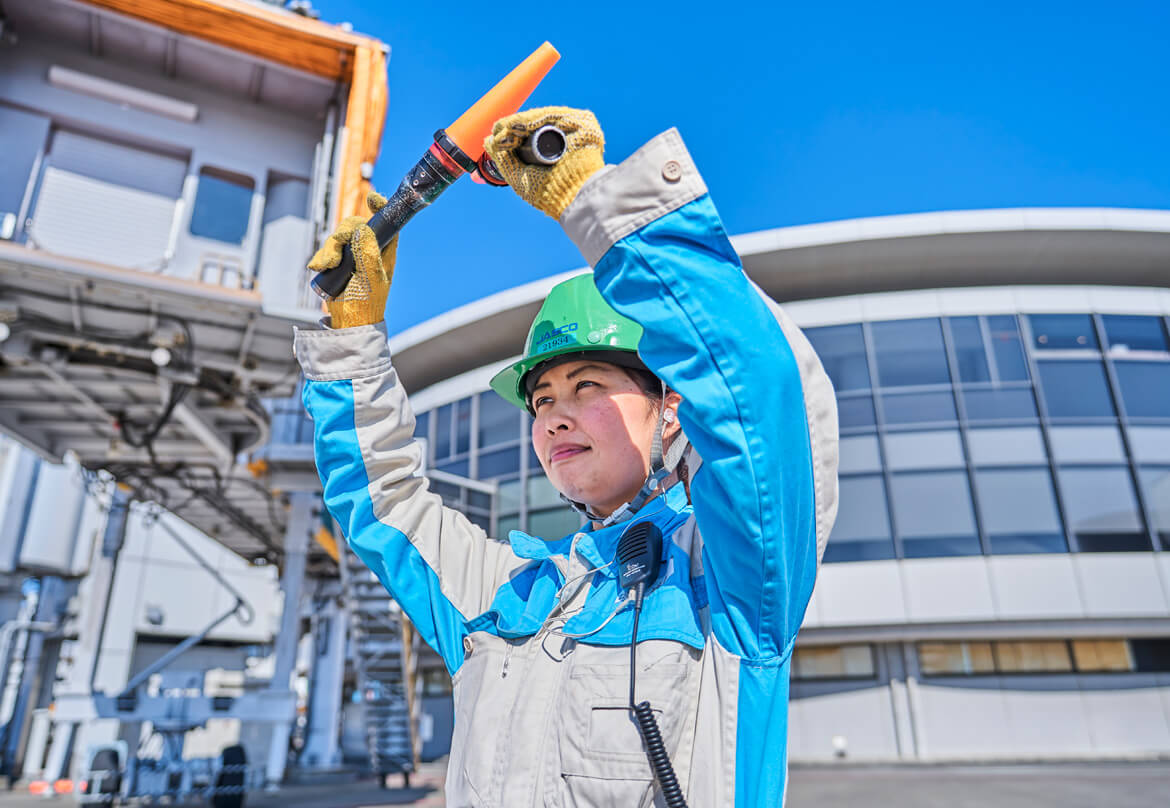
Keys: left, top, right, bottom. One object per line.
{"left": 4, "top": 760, "right": 1169, "bottom": 807}
{"left": 787, "top": 761, "right": 1170, "bottom": 807}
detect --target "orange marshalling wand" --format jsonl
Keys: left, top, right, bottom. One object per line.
{"left": 312, "top": 42, "right": 561, "bottom": 300}
{"left": 446, "top": 41, "right": 560, "bottom": 159}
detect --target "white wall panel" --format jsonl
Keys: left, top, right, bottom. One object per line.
{"left": 916, "top": 680, "right": 1012, "bottom": 758}
{"left": 988, "top": 556, "right": 1085, "bottom": 619}
{"left": 1073, "top": 554, "right": 1169, "bottom": 616}
{"left": 1079, "top": 676, "right": 1170, "bottom": 755}
{"left": 903, "top": 558, "right": 996, "bottom": 622}
{"left": 998, "top": 680, "right": 1095, "bottom": 756}
{"left": 789, "top": 686, "right": 899, "bottom": 761}
{"left": 814, "top": 560, "right": 908, "bottom": 626}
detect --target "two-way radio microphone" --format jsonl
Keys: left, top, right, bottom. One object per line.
{"left": 616, "top": 521, "right": 689, "bottom": 808}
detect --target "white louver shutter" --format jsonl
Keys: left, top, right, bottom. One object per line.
{"left": 29, "top": 131, "right": 187, "bottom": 270}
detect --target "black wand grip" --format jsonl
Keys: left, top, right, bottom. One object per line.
{"left": 310, "top": 139, "right": 466, "bottom": 300}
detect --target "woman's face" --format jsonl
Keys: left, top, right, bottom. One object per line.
{"left": 529, "top": 360, "right": 678, "bottom": 519}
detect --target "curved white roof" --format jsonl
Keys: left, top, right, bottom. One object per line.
{"left": 390, "top": 207, "right": 1170, "bottom": 394}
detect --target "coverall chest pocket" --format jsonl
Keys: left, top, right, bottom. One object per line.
{"left": 448, "top": 633, "right": 512, "bottom": 805}
{"left": 558, "top": 642, "right": 697, "bottom": 808}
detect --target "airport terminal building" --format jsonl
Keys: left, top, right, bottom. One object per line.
{"left": 388, "top": 208, "right": 1170, "bottom": 762}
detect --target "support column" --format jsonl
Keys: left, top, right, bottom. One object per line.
{"left": 264, "top": 493, "right": 312, "bottom": 787}
{"left": 885, "top": 642, "right": 918, "bottom": 760}
{"left": 299, "top": 594, "right": 347, "bottom": 768}
{"left": 900, "top": 642, "right": 928, "bottom": 761}
{"left": 43, "top": 487, "right": 129, "bottom": 781}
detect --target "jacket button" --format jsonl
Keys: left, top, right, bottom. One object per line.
{"left": 662, "top": 160, "right": 682, "bottom": 182}
{"left": 463, "top": 635, "right": 474, "bottom": 656}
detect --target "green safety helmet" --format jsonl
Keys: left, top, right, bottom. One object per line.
{"left": 489, "top": 273, "right": 647, "bottom": 411}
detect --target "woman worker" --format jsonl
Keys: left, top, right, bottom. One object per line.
{"left": 294, "top": 107, "right": 839, "bottom": 807}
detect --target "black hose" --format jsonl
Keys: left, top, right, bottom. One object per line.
{"left": 629, "top": 597, "right": 688, "bottom": 808}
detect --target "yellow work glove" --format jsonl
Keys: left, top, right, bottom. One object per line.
{"left": 484, "top": 106, "right": 605, "bottom": 220}
{"left": 306, "top": 191, "right": 398, "bottom": 329}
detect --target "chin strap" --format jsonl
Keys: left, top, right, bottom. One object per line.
{"left": 560, "top": 383, "right": 691, "bottom": 528}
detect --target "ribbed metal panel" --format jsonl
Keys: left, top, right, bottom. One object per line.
{"left": 28, "top": 131, "right": 186, "bottom": 270}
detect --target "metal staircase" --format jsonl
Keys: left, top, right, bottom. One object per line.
{"left": 340, "top": 548, "right": 417, "bottom": 782}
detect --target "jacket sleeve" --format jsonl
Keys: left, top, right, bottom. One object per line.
{"left": 561, "top": 129, "right": 839, "bottom": 660}
{"left": 294, "top": 322, "right": 528, "bottom": 674}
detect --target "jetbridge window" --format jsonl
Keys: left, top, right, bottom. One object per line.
{"left": 973, "top": 468, "right": 1067, "bottom": 554}
{"left": 1035, "top": 360, "right": 1117, "bottom": 419}
{"left": 920, "top": 639, "right": 1170, "bottom": 676}
{"left": 189, "top": 167, "right": 255, "bottom": 244}
{"left": 1113, "top": 361, "right": 1170, "bottom": 419}
{"left": 1137, "top": 466, "right": 1170, "bottom": 551}
{"left": 792, "top": 645, "right": 875, "bottom": 681}
{"left": 1029, "top": 314, "right": 1098, "bottom": 351}
{"left": 871, "top": 318, "right": 952, "bottom": 388}
{"left": 804, "top": 324, "right": 870, "bottom": 392}
{"left": 1056, "top": 466, "right": 1148, "bottom": 552}
{"left": 1102, "top": 315, "right": 1169, "bottom": 354}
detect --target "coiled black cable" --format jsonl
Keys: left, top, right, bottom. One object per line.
{"left": 630, "top": 598, "right": 688, "bottom": 808}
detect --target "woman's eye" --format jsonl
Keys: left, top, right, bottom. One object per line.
{"left": 576, "top": 380, "right": 598, "bottom": 392}
{"left": 533, "top": 396, "right": 553, "bottom": 409}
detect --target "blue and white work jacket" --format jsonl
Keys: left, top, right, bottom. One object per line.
{"left": 295, "top": 129, "right": 840, "bottom": 808}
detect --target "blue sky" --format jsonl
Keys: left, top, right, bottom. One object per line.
{"left": 314, "top": 0, "right": 1170, "bottom": 334}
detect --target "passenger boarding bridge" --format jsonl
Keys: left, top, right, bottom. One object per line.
{"left": 0, "top": 0, "right": 466, "bottom": 793}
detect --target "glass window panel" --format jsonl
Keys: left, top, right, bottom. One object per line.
{"left": 890, "top": 470, "right": 981, "bottom": 557}
{"left": 468, "top": 490, "right": 491, "bottom": 511}
{"left": 962, "top": 387, "right": 1038, "bottom": 421}
{"left": 1137, "top": 467, "right": 1170, "bottom": 551}
{"left": 1071, "top": 640, "right": 1132, "bottom": 672}
{"left": 837, "top": 395, "right": 876, "bottom": 429}
{"left": 413, "top": 410, "right": 429, "bottom": 440}
{"left": 477, "top": 447, "right": 520, "bottom": 480}
{"left": 838, "top": 435, "right": 882, "bottom": 474}
{"left": 497, "top": 514, "right": 520, "bottom": 536}
{"left": 455, "top": 399, "right": 472, "bottom": 454}
{"left": 793, "top": 645, "right": 875, "bottom": 680}
{"left": 1029, "top": 314, "right": 1099, "bottom": 350}
{"left": 434, "top": 404, "right": 452, "bottom": 459}
{"left": 871, "top": 318, "right": 952, "bottom": 387}
{"left": 825, "top": 476, "right": 895, "bottom": 563}
{"left": 527, "top": 474, "right": 565, "bottom": 510}
{"left": 498, "top": 479, "right": 522, "bottom": 514}
{"left": 189, "top": 167, "right": 254, "bottom": 244}
{"left": 435, "top": 458, "right": 469, "bottom": 478}
{"left": 478, "top": 391, "right": 520, "bottom": 449}
{"left": 1113, "top": 362, "right": 1170, "bottom": 419}
{"left": 918, "top": 642, "right": 995, "bottom": 676}
{"left": 974, "top": 469, "right": 1067, "bottom": 554}
{"left": 881, "top": 391, "right": 957, "bottom": 425}
{"left": 1036, "top": 361, "right": 1116, "bottom": 418}
{"left": 805, "top": 324, "right": 871, "bottom": 391}
{"left": 1048, "top": 426, "right": 1127, "bottom": 464}
{"left": 884, "top": 430, "right": 965, "bottom": 470}
{"left": 527, "top": 507, "right": 584, "bottom": 539}
{"left": 967, "top": 427, "right": 1047, "bottom": 466}
{"left": 987, "top": 315, "right": 1030, "bottom": 382}
{"left": 993, "top": 641, "right": 1073, "bottom": 673}
{"left": 1130, "top": 639, "right": 1170, "bottom": 673}
{"left": 1102, "top": 315, "right": 1169, "bottom": 353}
{"left": 1129, "top": 427, "right": 1170, "bottom": 463}
{"left": 430, "top": 480, "right": 460, "bottom": 507}
{"left": 950, "top": 317, "right": 991, "bottom": 383}
{"left": 1057, "top": 467, "right": 1148, "bottom": 552}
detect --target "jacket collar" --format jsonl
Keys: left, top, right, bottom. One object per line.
{"left": 507, "top": 482, "right": 690, "bottom": 573}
